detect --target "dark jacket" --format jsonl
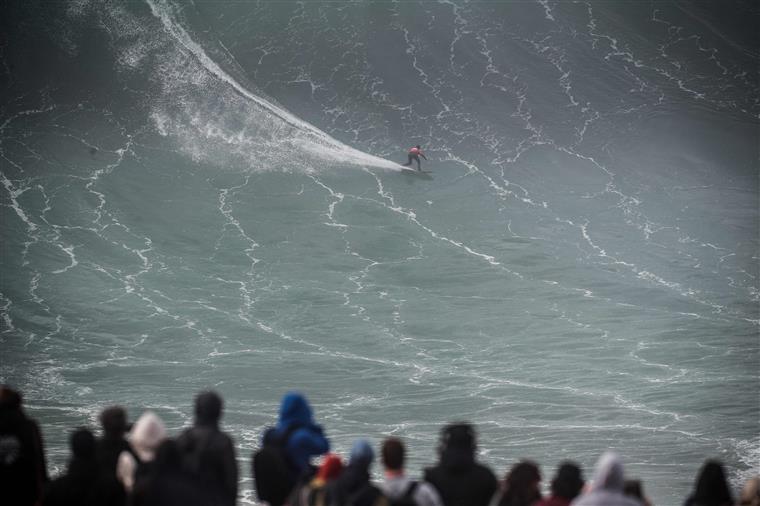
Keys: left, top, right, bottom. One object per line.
{"left": 43, "top": 429, "right": 123, "bottom": 506}
{"left": 325, "top": 464, "right": 387, "bottom": 506}
{"left": 267, "top": 392, "right": 330, "bottom": 481}
{"left": 95, "top": 435, "right": 130, "bottom": 506}
{"left": 0, "top": 403, "right": 48, "bottom": 506}
{"left": 176, "top": 424, "right": 237, "bottom": 506}
{"left": 423, "top": 448, "right": 497, "bottom": 506}
{"left": 135, "top": 440, "right": 208, "bottom": 506}
{"left": 44, "top": 460, "right": 103, "bottom": 506}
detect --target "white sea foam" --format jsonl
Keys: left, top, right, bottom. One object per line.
{"left": 137, "top": 0, "right": 401, "bottom": 173}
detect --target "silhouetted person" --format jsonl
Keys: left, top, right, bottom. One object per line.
{"left": 0, "top": 385, "right": 48, "bottom": 506}
{"left": 534, "top": 461, "right": 585, "bottom": 506}
{"left": 572, "top": 451, "right": 639, "bottom": 506}
{"left": 44, "top": 428, "right": 122, "bottom": 506}
{"left": 381, "top": 437, "right": 443, "bottom": 506}
{"left": 176, "top": 390, "right": 237, "bottom": 506}
{"left": 136, "top": 439, "right": 206, "bottom": 506}
{"left": 683, "top": 459, "right": 733, "bottom": 506}
{"left": 95, "top": 406, "right": 130, "bottom": 506}
{"left": 97, "top": 406, "right": 131, "bottom": 473}
{"left": 423, "top": 423, "right": 498, "bottom": 506}
{"left": 116, "top": 411, "right": 166, "bottom": 495}
{"left": 325, "top": 439, "right": 388, "bottom": 506}
{"left": 497, "top": 460, "right": 542, "bottom": 506}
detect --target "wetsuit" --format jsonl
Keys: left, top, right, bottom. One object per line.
{"left": 403, "top": 147, "right": 427, "bottom": 170}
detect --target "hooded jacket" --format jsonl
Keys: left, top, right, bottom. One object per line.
{"left": 117, "top": 411, "right": 166, "bottom": 492}
{"left": 683, "top": 460, "right": 734, "bottom": 506}
{"left": 570, "top": 452, "right": 641, "bottom": 506}
{"left": 176, "top": 391, "right": 238, "bottom": 506}
{"left": 423, "top": 424, "right": 497, "bottom": 506}
{"left": 266, "top": 392, "right": 329, "bottom": 480}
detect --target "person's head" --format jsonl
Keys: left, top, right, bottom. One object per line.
{"left": 194, "top": 390, "right": 223, "bottom": 426}
{"left": 439, "top": 422, "right": 475, "bottom": 456}
{"left": 129, "top": 411, "right": 167, "bottom": 461}
{"left": 99, "top": 406, "right": 128, "bottom": 437}
{"left": 349, "top": 439, "right": 374, "bottom": 470}
{"left": 316, "top": 453, "right": 344, "bottom": 482}
{"left": 551, "top": 461, "right": 585, "bottom": 499}
{"left": 416, "top": 145, "right": 421, "bottom": 149}
{"left": 70, "top": 428, "right": 96, "bottom": 460}
{"left": 278, "top": 391, "right": 314, "bottom": 427}
{"left": 381, "top": 437, "right": 405, "bottom": 472}
{"left": 0, "top": 385, "right": 22, "bottom": 411}
{"left": 692, "top": 459, "right": 733, "bottom": 505}
{"left": 504, "top": 460, "right": 542, "bottom": 502}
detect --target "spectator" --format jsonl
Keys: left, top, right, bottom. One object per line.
{"left": 254, "top": 390, "right": 331, "bottom": 505}
{"left": 135, "top": 439, "right": 206, "bottom": 506}
{"left": 683, "top": 460, "right": 733, "bottom": 506}
{"left": 116, "top": 411, "right": 166, "bottom": 494}
{"left": 380, "top": 437, "right": 443, "bottom": 506}
{"left": 423, "top": 423, "right": 498, "bottom": 506}
{"left": 325, "top": 439, "right": 388, "bottom": 506}
{"left": 0, "top": 385, "right": 48, "bottom": 506}
{"left": 271, "top": 391, "right": 330, "bottom": 480}
{"left": 534, "top": 461, "right": 585, "bottom": 506}
{"left": 96, "top": 406, "right": 131, "bottom": 474}
{"left": 289, "top": 453, "right": 344, "bottom": 506}
{"left": 176, "top": 390, "right": 238, "bottom": 506}
{"left": 496, "top": 460, "right": 542, "bottom": 506}
{"left": 571, "top": 451, "right": 639, "bottom": 506}
{"left": 43, "top": 428, "right": 121, "bottom": 506}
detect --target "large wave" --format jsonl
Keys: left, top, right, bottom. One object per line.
{"left": 64, "top": 0, "right": 401, "bottom": 172}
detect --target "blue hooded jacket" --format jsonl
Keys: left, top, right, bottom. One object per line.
{"left": 264, "top": 392, "right": 329, "bottom": 479}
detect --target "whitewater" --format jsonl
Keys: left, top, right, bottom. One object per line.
{"left": 1, "top": 1, "right": 758, "bottom": 504}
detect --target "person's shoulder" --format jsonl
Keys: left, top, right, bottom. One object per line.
{"left": 417, "top": 480, "right": 444, "bottom": 505}
{"left": 473, "top": 461, "right": 497, "bottom": 479}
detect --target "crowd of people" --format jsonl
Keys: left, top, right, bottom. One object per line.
{"left": 1, "top": 385, "right": 758, "bottom": 506}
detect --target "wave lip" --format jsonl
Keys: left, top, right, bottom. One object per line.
{"left": 142, "top": 0, "right": 401, "bottom": 172}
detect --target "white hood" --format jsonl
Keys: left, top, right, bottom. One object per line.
{"left": 129, "top": 410, "right": 166, "bottom": 462}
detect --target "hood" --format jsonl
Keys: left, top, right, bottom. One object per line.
{"left": 589, "top": 451, "right": 625, "bottom": 491}
{"left": 129, "top": 411, "right": 166, "bottom": 461}
{"left": 277, "top": 391, "right": 314, "bottom": 428}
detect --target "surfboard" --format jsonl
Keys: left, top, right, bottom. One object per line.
{"left": 400, "top": 167, "right": 432, "bottom": 174}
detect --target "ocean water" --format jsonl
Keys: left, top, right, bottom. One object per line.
{"left": 1, "top": 1, "right": 758, "bottom": 504}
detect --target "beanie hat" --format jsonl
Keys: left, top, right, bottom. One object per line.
{"left": 316, "top": 453, "right": 344, "bottom": 482}
{"left": 349, "top": 439, "right": 374, "bottom": 468}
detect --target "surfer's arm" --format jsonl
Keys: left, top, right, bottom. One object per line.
{"left": 421, "top": 153, "right": 428, "bottom": 159}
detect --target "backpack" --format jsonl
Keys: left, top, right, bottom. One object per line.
{"left": 252, "top": 424, "right": 302, "bottom": 506}
{"left": 389, "top": 481, "right": 418, "bottom": 506}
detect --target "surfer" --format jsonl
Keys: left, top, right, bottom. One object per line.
{"left": 403, "top": 145, "right": 427, "bottom": 171}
